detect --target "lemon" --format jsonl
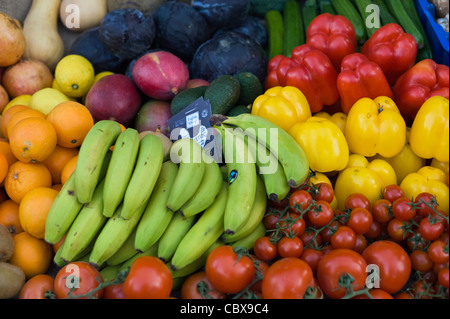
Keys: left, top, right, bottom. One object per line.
{"left": 29, "top": 88, "right": 70, "bottom": 115}
{"left": 2, "top": 95, "right": 32, "bottom": 115}
{"left": 93, "top": 71, "right": 114, "bottom": 84}
{"left": 55, "top": 55, "right": 95, "bottom": 98}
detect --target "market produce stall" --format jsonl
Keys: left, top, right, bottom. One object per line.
{"left": 0, "top": 0, "right": 449, "bottom": 302}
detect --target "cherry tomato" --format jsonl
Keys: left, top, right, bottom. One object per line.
{"left": 249, "top": 257, "right": 269, "bottom": 293}
{"left": 307, "top": 200, "right": 334, "bottom": 227}
{"left": 345, "top": 193, "right": 371, "bottom": 211}
{"left": 19, "top": 274, "right": 55, "bottom": 299}
{"left": 428, "top": 240, "right": 449, "bottom": 264}
{"left": 392, "top": 197, "right": 416, "bottom": 221}
{"left": 181, "top": 271, "right": 226, "bottom": 299}
{"left": 410, "top": 250, "right": 434, "bottom": 273}
{"left": 300, "top": 248, "right": 324, "bottom": 274}
{"left": 406, "top": 232, "right": 430, "bottom": 251}
{"left": 263, "top": 212, "right": 281, "bottom": 230}
{"left": 331, "top": 226, "right": 356, "bottom": 249}
{"left": 205, "top": 245, "right": 255, "bottom": 294}
{"left": 364, "top": 220, "right": 383, "bottom": 239}
{"left": 278, "top": 212, "right": 306, "bottom": 237}
{"left": 395, "top": 292, "right": 412, "bottom": 299}
{"left": 320, "top": 220, "right": 340, "bottom": 243}
{"left": 289, "top": 189, "right": 313, "bottom": 213}
{"left": 54, "top": 262, "right": 104, "bottom": 299}
{"left": 354, "top": 234, "right": 368, "bottom": 254}
{"left": 312, "top": 182, "right": 334, "bottom": 203}
{"left": 372, "top": 199, "right": 393, "bottom": 224}
{"left": 419, "top": 216, "right": 445, "bottom": 241}
{"left": 347, "top": 207, "right": 373, "bottom": 234}
{"left": 414, "top": 192, "right": 438, "bottom": 218}
{"left": 253, "top": 236, "right": 278, "bottom": 261}
{"left": 103, "top": 284, "right": 125, "bottom": 299}
{"left": 362, "top": 241, "right": 411, "bottom": 294}
{"left": 277, "top": 236, "right": 304, "bottom": 258}
{"left": 317, "top": 249, "right": 368, "bottom": 299}
{"left": 261, "top": 257, "right": 314, "bottom": 299}
{"left": 438, "top": 268, "right": 449, "bottom": 288}
{"left": 387, "top": 218, "right": 412, "bottom": 242}
{"left": 300, "top": 228, "right": 322, "bottom": 248}
{"left": 354, "top": 289, "right": 394, "bottom": 299}
{"left": 382, "top": 184, "right": 404, "bottom": 203}
{"left": 123, "top": 256, "right": 173, "bottom": 299}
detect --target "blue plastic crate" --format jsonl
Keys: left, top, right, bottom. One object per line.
{"left": 415, "top": 0, "right": 449, "bottom": 66}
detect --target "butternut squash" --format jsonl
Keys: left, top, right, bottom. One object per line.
{"left": 22, "top": 0, "right": 65, "bottom": 71}
{"left": 60, "top": 0, "right": 107, "bottom": 32}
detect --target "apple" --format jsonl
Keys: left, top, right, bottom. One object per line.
{"left": 85, "top": 74, "right": 142, "bottom": 125}
{"left": 134, "top": 100, "right": 172, "bottom": 137}
{"left": 187, "top": 78, "right": 210, "bottom": 89}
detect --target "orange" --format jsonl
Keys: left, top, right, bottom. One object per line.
{"left": 46, "top": 101, "right": 94, "bottom": 148}
{"left": 0, "top": 139, "right": 18, "bottom": 167}
{"left": 0, "top": 105, "right": 29, "bottom": 138}
{"left": 3, "top": 161, "right": 52, "bottom": 204}
{"left": 19, "top": 187, "right": 59, "bottom": 239}
{"left": 9, "top": 117, "right": 57, "bottom": 163}
{"left": 0, "top": 186, "right": 7, "bottom": 204}
{"left": 60, "top": 155, "right": 78, "bottom": 185}
{"left": 0, "top": 199, "right": 23, "bottom": 235}
{"left": 0, "top": 152, "right": 7, "bottom": 184}
{"left": 52, "top": 234, "right": 66, "bottom": 254}
{"left": 42, "top": 145, "right": 79, "bottom": 185}
{"left": 8, "top": 231, "right": 53, "bottom": 278}
{"left": 6, "top": 108, "right": 46, "bottom": 140}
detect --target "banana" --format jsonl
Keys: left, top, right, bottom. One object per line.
{"left": 216, "top": 125, "right": 257, "bottom": 235}
{"left": 157, "top": 212, "right": 197, "bottom": 263}
{"left": 134, "top": 161, "right": 179, "bottom": 253}
{"left": 220, "top": 165, "right": 228, "bottom": 181}
{"left": 179, "top": 154, "right": 222, "bottom": 218}
{"left": 170, "top": 181, "right": 228, "bottom": 271}
{"left": 45, "top": 151, "right": 112, "bottom": 245}
{"left": 100, "top": 264, "right": 122, "bottom": 282}
{"left": 166, "top": 138, "right": 206, "bottom": 212}
{"left": 102, "top": 128, "right": 141, "bottom": 218}
{"left": 89, "top": 203, "right": 145, "bottom": 268}
{"left": 119, "top": 242, "right": 159, "bottom": 272}
{"left": 105, "top": 229, "right": 138, "bottom": 266}
{"left": 58, "top": 179, "right": 108, "bottom": 263}
{"left": 213, "top": 113, "right": 309, "bottom": 188}
{"left": 222, "top": 175, "right": 267, "bottom": 243}
{"left": 75, "top": 120, "right": 123, "bottom": 204}
{"left": 226, "top": 124, "right": 289, "bottom": 201}
{"left": 53, "top": 237, "right": 96, "bottom": 267}
{"left": 171, "top": 240, "right": 223, "bottom": 279}
{"left": 120, "top": 133, "right": 164, "bottom": 220}
{"left": 231, "top": 222, "right": 267, "bottom": 251}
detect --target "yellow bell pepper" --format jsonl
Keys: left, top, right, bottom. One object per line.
{"left": 334, "top": 154, "right": 397, "bottom": 209}
{"left": 345, "top": 96, "right": 406, "bottom": 158}
{"left": 400, "top": 166, "right": 449, "bottom": 215}
{"left": 430, "top": 158, "right": 449, "bottom": 176}
{"left": 289, "top": 116, "right": 349, "bottom": 173}
{"left": 370, "top": 127, "right": 426, "bottom": 184}
{"left": 314, "top": 111, "right": 347, "bottom": 132}
{"left": 409, "top": 96, "right": 449, "bottom": 163}
{"left": 251, "top": 86, "right": 311, "bottom": 132}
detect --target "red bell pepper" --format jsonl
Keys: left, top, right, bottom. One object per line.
{"left": 393, "top": 59, "right": 449, "bottom": 122}
{"left": 306, "top": 13, "right": 357, "bottom": 71}
{"left": 265, "top": 44, "right": 339, "bottom": 113}
{"left": 361, "top": 23, "right": 417, "bottom": 86}
{"left": 337, "top": 53, "right": 394, "bottom": 114}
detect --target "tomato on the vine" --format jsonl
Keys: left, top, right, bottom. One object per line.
{"left": 261, "top": 257, "right": 314, "bottom": 299}
{"left": 382, "top": 184, "right": 404, "bottom": 203}
{"left": 387, "top": 218, "right": 412, "bottom": 241}
{"left": 354, "top": 234, "right": 368, "bottom": 253}
{"left": 103, "top": 284, "right": 125, "bottom": 299}
{"left": 277, "top": 236, "right": 304, "bottom": 258}
{"left": 330, "top": 226, "right": 356, "bottom": 249}
{"left": 300, "top": 248, "right": 324, "bottom": 274}
{"left": 428, "top": 240, "right": 449, "bottom": 264}
{"left": 289, "top": 189, "right": 313, "bottom": 212}
{"left": 410, "top": 250, "right": 434, "bottom": 273}
{"left": 253, "top": 236, "right": 278, "bottom": 261}
{"left": 364, "top": 220, "right": 383, "bottom": 239}
{"left": 307, "top": 200, "right": 334, "bottom": 227}
{"left": 392, "top": 197, "right": 416, "bottom": 221}
{"left": 54, "top": 261, "right": 104, "bottom": 299}
{"left": 278, "top": 212, "right": 306, "bottom": 237}
{"left": 438, "top": 268, "right": 449, "bottom": 288}
{"left": 347, "top": 207, "right": 373, "bottom": 234}
{"left": 205, "top": 245, "right": 255, "bottom": 294}
{"left": 122, "top": 256, "right": 173, "bottom": 299}
{"left": 419, "top": 216, "right": 445, "bottom": 241}
{"left": 372, "top": 199, "right": 393, "bottom": 224}
{"left": 345, "top": 193, "right": 371, "bottom": 211}
{"left": 414, "top": 192, "right": 438, "bottom": 217}
{"left": 181, "top": 271, "right": 226, "bottom": 299}
{"left": 19, "top": 274, "right": 55, "bottom": 299}
{"left": 312, "top": 182, "right": 334, "bottom": 204}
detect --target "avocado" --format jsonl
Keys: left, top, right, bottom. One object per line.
{"left": 170, "top": 86, "right": 208, "bottom": 115}
{"left": 204, "top": 75, "right": 241, "bottom": 115}
{"left": 226, "top": 105, "right": 251, "bottom": 117}
{"left": 234, "top": 71, "right": 264, "bottom": 106}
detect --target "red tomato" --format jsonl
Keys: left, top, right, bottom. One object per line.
{"left": 395, "top": 292, "right": 412, "bottom": 299}
{"left": 123, "top": 256, "right": 173, "bottom": 299}
{"left": 205, "top": 245, "right": 255, "bottom": 294}
{"left": 354, "top": 234, "right": 368, "bottom": 253}
{"left": 19, "top": 274, "right": 55, "bottom": 299}
{"left": 103, "top": 284, "right": 125, "bottom": 299}
{"left": 419, "top": 216, "right": 445, "bottom": 241}
{"left": 307, "top": 200, "right": 334, "bottom": 227}
{"left": 263, "top": 212, "right": 281, "bottom": 230}
{"left": 289, "top": 189, "right": 313, "bottom": 212}
{"left": 331, "top": 226, "right": 356, "bottom": 249}
{"left": 428, "top": 240, "right": 449, "bottom": 264}
{"left": 181, "top": 271, "right": 226, "bottom": 299}
{"left": 382, "top": 184, "right": 404, "bottom": 203}
{"left": 312, "top": 182, "right": 334, "bottom": 203}
{"left": 347, "top": 207, "right": 373, "bottom": 234}
{"left": 300, "top": 228, "right": 322, "bottom": 248}
{"left": 392, "top": 197, "right": 416, "bottom": 221}
{"left": 414, "top": 192, "right": 438, "bottom": 217}
{"left": 372, "top": 199, "right": 393, "bottom": 224}
{"left": 354, "top": 289, "right": 394, "bottom": 299}
{"left": 345, "top": 193, "right": 371, "bottom": 211}
{"left": 317, "top": 249, "right": 368, "bottom": 299}
{"left": 253, "top": 236, "right": 278, "bottom": 261}
{"left": 438, "top": 268, "right": 449, "bottom": 288}
{"left": 364, "top": 220, "right": 383, "bottom": 239}
{"left": 362, "top": 241, "right": 411, "bottom": 294}
{"left": 277, "top": 236, "right": 304, "bottom": 258}
{"left": 54, "top": 262, "right": 104, "bottom": 299}
{"left": 278, "top": 212, "right": 306, "bottom": 237}
{"left": 261, "top": 257, "right": 314, "bottom": 299}
{"left": 249, "top": 257, "right": 269, "bottom": 293}
{"left": 300, "top": 248, "right": 324, "bottom": 274}
{"left": 387, "top": 218, "right": 412, "bottom": 241}
{"left": 320, "top": 220, "right": 340, "bottom": 243}
{"left": 410, "top": 250, "right": 434, "bottom": 273}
